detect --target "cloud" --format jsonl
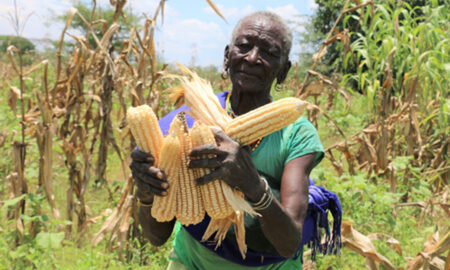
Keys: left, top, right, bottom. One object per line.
{"left": 163, "top": 19, "right": 225, "bottom": 43}
{"left": 202, "top": 4, "right": 255, "bottom": 21}
{"left": 129, "top": 0, "right": 179, "bottom": 21}
{"left": 0, "top": 0, "right": 72, "bottom": 39}
{"left": 265, "top": 5, "right": 309, "bottom": 61}
{"left": 0, "top": 3, "right": 15, "bottom": 14}
{"left": 266, "top": 4, "right": 304, "bottom": 25}
{"left": 157, "top": 18, "right": 227, "bottom": 66}
{"left": 308, "top": 0, "right": 318, "bottom": 11}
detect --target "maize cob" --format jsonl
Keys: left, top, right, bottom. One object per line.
{"left": 190, "top": 122, "right": 234, "bottom": 219}
{"left": 151, "top": 134, "right": 181, "bottom": 222}
{"left": 167, "top": 63, "right": 232, "bottom": 129}
{"left": 224, "top": 97, "right": 307, "bottom": 145}
{"left": 171, "top": 113, "right": 205, "bottom": 225}
{"left": 127, "top": 105, "right": 164, "bottom": 165}
{"left": 189, "top": 122, "right": 254, "bottom": 259}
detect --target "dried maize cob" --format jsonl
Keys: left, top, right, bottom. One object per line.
{"left": 151, "top": 134, "right": 181, "bottom": 222}
{"left": 167, "top": 63, "right": 232, "bottom": 129}
{"left": 190, "top": 122, "right": 233, "bottom": 219}
{"left": 224, "top": 97, "right": 307, "bottom": 145}
{"left": 127, "top": 105, "right": 164, "bottom": 165}
{"left": 171, "top": 113, "right": 205, "bottom": 225}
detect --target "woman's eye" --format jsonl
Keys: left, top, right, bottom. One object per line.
{"left": 237, "top": 43, "right": 251, "bottom": 51}
{"left": 263, "top": 49, "right": 279, "bottom": 58}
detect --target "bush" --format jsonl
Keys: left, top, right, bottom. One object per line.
{"left": 0, "top": 35, "right": 35, "bottom": 55}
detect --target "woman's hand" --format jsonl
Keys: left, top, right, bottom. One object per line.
{"left": 189, "top": 127, "right": 265, "bottom": 202}
{"left": 129, "top": 149, "right": 169, "bottom": 203}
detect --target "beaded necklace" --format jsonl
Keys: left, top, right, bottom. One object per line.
{"left": 225, "top": 91, "right": 272, "bottom": 152}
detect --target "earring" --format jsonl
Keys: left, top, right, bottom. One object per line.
{"left": 221, "top": 67, "right": 229, "bottom": 80}
{"left": 275, "top": 83, "right": 282, "bottom": 91}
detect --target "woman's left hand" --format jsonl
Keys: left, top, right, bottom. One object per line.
{"left": 188, "top": 127, "right": 265, "bottom": 202}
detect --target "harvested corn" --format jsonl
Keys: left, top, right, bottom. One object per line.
{"left": 225, "top": 97, "right": 308, "bottom": 145}
{"left": 151, "top": 134, "right": 181, "bottom": 222}
{"left": 126, "top": 105, "right": 163, "bottom": 165}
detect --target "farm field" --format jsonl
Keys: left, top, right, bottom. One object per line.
{"left": 0, "top": 0, "right": 448, "bottom": 269}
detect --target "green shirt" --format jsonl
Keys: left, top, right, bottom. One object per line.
{"left": 172, "top": 117, "right": 324, "bottom": 269}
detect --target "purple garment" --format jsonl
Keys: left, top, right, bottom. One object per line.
{"left": 157, "top": 92, "right": 342, "bottom": 266}
{"left": 306, "top": 179, "right": 342, "bottom": 260}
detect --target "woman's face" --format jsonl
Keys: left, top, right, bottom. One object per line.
{"left": 227, "top": 17, "right": 290, "bottom": 95}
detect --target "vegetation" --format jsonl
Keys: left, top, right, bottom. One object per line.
{"left": 56, "top": 0, "right": 140, "bottom": 50}
{"left": 0, "top": 0, "right": 448, "bottom": 269}
{"left": 0, "top": 35, "right": 35, "bottom": 54}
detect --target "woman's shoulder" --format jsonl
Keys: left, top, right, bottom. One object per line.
{"left": 279, "top": 116, "right": 319, "bottom": 139}
{"left": 293, "top": 116, "right": 316, "bottom": 130}
{"left": 278, "top": 116, "right": 324, "bottom": 166}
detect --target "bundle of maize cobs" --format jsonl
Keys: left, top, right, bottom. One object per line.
{"left": 127, "top": 64, "right": 307, "bottom": 258}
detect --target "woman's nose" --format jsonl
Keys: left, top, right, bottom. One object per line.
{"left": 245, "top": 46, "right": 260, "bottom": 64}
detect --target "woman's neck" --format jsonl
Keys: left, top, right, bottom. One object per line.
{"left": 230, "top": 89, "right": 271, "bottom": 116}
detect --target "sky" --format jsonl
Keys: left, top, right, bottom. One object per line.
{"left": 0, "top": 0, "right": 318, "bottom": 67}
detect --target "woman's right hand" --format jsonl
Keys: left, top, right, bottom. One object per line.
{"left": 129, "top": 149, "right": 169, "bottom": 203}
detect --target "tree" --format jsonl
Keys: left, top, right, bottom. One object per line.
{"left": 0, "top": 35, "right": 35, "bottom": 54}
{"left": 57, "top": 0, "right": 140, "bottom": 50}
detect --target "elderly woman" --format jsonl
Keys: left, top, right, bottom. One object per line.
{"left": 130, "top": 11, "right": 338, "bottom": 269}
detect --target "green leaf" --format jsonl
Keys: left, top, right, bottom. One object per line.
{"left": 9, "top": 249, "right": 25, "bottom": 260}
{"left": 2, "top": 194, "right": 27, "bottom": 208}
{"left": 50, "top": 219, "right": 73, "bottom": 226}
{"left": 35, "top": 232, "right": 65, "bottom": 249}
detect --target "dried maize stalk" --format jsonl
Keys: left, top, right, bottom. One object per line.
{"left": 225, "top": 97, "right": 307, "bottom": 145}
{"left": 190, "top": 122, "right": 233, "bottom": 219}
{"left": 171, "top": 113, "right": 205, "bottom": 225}
{"left": 127, "top": 105, "right": 164, "bottom": 165}
{"left": 151, "top": 134, "right": 181, "bottom": 222}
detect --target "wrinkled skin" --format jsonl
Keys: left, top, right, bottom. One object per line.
{"left": 129, "top": 150, "right": 168, "bottom": 201}
{"left": 225, "top": 17, "right": 291, "bottom": 116}
{"left": 132, "top": 15, "right": 318, "bottom": 258}
{"left": 189, "top": 127, "right": 264, "bottom": 202}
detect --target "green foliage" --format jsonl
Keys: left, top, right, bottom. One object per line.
{"left": 0, "top": 35, "right": 35, "bottom": 55}
{"left": 343, "top": 2, "right": 449, "bottom": 127}
{"left": 57, "top": 1, "right": 140, "bottom": 49}
{"left": 303, "top": 0, "right": 448, "bottom": 77}
{"left": 310, "top": 163, "right": 440, "bottom": 268}
{"left": 35, "top": 232, "right": 65, "bottom": 249}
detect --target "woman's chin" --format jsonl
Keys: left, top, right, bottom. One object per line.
{"left": 233, "top": 81, "right": 266, "bottom": 94}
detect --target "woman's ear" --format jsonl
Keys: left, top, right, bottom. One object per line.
{"left": 223, "top": 45, "right": 230, "bottom": 70}
{"left": 277, "top": 59, "right": 291, "bottom": 84}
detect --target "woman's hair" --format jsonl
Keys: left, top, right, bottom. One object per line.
{"left": 230, "top": 11, "right": 293, "bottom": 58}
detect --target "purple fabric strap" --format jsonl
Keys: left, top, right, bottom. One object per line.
{"left": 157, "top": 92, "right": 342, "bottom": 266}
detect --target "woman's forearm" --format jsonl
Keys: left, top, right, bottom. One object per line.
{"left": 257, "top": 195, "right": 307, "bottom": 258}
{"left": 138, "top": 206, "right": 175, "bottom": 246}
{"left": 257, "top": 155, "right": 314, "bottom": 258}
